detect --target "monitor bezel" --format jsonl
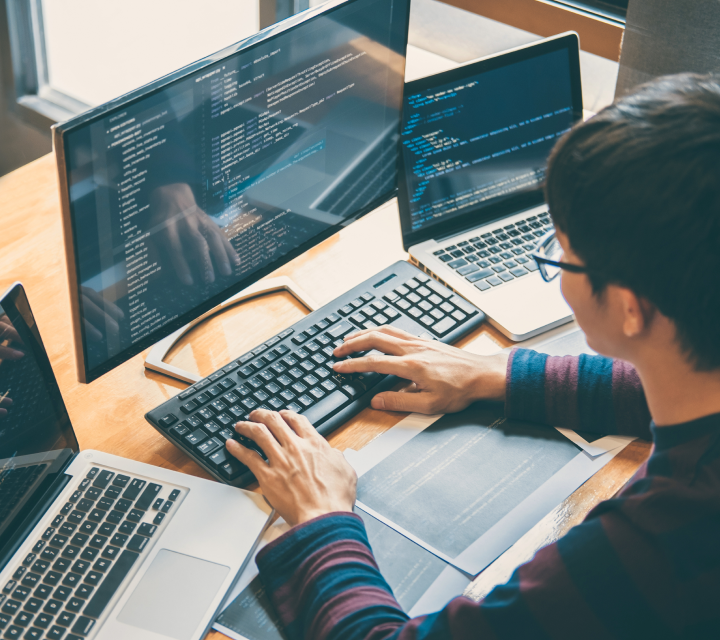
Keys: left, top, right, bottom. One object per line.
{"left": 396, "top": 32, "right": 583, "bottom": 251}
{"left": 52, "top": 0, "right": 411, "bottom": 383}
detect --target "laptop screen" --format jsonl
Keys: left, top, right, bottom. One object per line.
{"left": 397, "top": 34, "right": 582, "bottom": 248}
{"left": 0, "top": 284, "right": 78, "bottom": 568}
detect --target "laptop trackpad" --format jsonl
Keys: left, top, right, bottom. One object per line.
{"left": 117, "top": 549, "right": 229, "bottom": 640}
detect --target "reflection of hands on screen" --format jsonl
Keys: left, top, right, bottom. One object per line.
{"left": 81, "top": 287, "right": 125, "bottom": 343}
{"left": 150, "top": 183, "right": 240, "bottom": 286}
{"left": 0, "top": 315, "right": 24, "bottom": 361}
{"left": 0, "top": 393, "right": 11, "bottom": 417}
{"left": 0, "top": 315, "right": 22, "bottom": 418}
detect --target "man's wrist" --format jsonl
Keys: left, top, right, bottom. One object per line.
{"left": 469, "top": 352, "right": 510, "bottom": 404}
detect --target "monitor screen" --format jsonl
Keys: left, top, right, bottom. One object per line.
{"left": 0, "top": 284, "right": 77, "bottom": 569}
{"left": 397, "top": 36, "right": 582, "bottom": 248}
{"left": 56, "top": 0, "right": 411, "bottom": 383}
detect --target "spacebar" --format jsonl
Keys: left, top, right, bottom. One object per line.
{"left": 302, "top": 390, "right": 351, "bottom": 425}
{"left": 84, "top": 549, "right": 139, "bottom": 618}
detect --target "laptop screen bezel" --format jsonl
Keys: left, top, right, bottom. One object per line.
{"left": 0, "top": 282, "right": 79, "bottom": 570}
{"left": 396, "top": 32, "right": 583, "bottom": 251}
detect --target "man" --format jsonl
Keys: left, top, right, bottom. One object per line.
{"left": 225, "top": 73, "right": 720, "bottom": 638}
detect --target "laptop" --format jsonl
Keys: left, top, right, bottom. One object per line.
{"left": 396, "top": 33, "right": 583, "bottom": 341}
{"left": 0, "top": 283, "right": 272, "bottom": 640}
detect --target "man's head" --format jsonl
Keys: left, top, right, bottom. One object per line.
{"left": 545, "top": 73, "right": 720, "bottom": 371}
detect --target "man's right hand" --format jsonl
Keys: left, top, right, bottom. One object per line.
{"left": 332, "top": 325, "right": 509, "bottom": 415}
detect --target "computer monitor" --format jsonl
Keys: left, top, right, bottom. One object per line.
{"left": 53, "top": 0, "right": 411, "bottom": 383}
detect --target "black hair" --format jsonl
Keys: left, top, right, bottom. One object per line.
{"left": 545, "top": 73, "right": 720, "bottom": 371}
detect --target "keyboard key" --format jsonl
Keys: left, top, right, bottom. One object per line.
{"left": 4, "top": 625, "right": 21, "bottom": 638}
{"left": 430, "top": 317, "right": 457, "bottom": 336}
{"left": 158, "top": 414, "right": 177, "bottom": 428}
{"left": 78, "top": 548, "right": 98, "bottom": 562}
{"left": 185, "top": 429, "right": 207, "bottom": 446}
{"left": 510, "top": 266, "right": 529, "bottom": 277}
{"left": 52, "top": 586, "right": 72, "bottom": 601}
{"left": 83, "top": 572, "right": 102, "bottom": 587}
{"left": 117, "top": 522, "right": 135, "bottom": 537}
{"left": 1, "top": 600, "right": 20, "bottom": 615}
{"left": 448, "top": 259, "right": 467, "bottom": 269}
{"left": 122, "top": 479, "right": 146, "bottom": 501}
{"left": 486, "top": 275, "right": 503, "bottom": 286}
{"left": 327, "top": 321, "right": 353, "bottom": 339}
{"left": 135, "top": 484, "right": 162, "bottom": 511}
{"left": 197, "top": 438, "right": 222, "bottom": 457}
{"left": 126, "top": 535, "right": 148, "bottom": 553}
{"left": 153, "top": 513, "right": 166, "bottom": 525}
{"left": 70, "top": 616, "right": 95, "bottom": 637}
{"left": 338, "top": 305, "right": 353, "bottom": 316}
{"left": 23, "top": 598, "right": 41, "bottom": 614}
{"left": 138, "top": 523, "right": 157, "bottom": 538}
{"left": 126, "top": 509, "right": 144, "bottom": 523}
{"left": 32, "top": 585, "right": 51, "bottom": 600}
{"left": 41, "top": 600, "right": 61, "bottom": 615}
{"left": 475, "top": 280, "right": 491, "bottom": 291}
{"left": 499, "top": 271, "right": 515, "bottom": 282}
{"left": 33, "top": 614, "right": 51, "bottom": 630}
{"left": 301, "top": 390, "right": 350, "bottom": 425}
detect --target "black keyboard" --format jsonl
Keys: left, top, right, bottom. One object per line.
{"left": 0, "top": 466, "right": 185, "bottom": 640}
{"left": 146, "top": 261, "right": 486, "bottom": 487}
{"left": 433, "top": 212, "right": 554, "bottom": 291}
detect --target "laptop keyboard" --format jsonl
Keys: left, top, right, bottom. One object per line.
{"left": 147, "top": 261, "right": 485, "bottom": 487}
{"left": 0, "top": 466, "right": 185, "bottom": 640}
{"left": 433, "top": 212, "right": 554, "bottom": 291}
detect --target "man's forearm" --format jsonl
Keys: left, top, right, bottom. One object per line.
{"left": 505, "top": 349, "right": 651, "bottom": 437}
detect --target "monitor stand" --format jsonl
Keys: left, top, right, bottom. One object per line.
{"left": 144, "top": 276, "right": 320, "bottom": 384}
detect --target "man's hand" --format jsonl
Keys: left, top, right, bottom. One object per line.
{"left": 150, "top": 183, "right": 240, "bottom": 286}
{"left": 333, "top": 325, "right": 509, "bottom": 414}
{"left": 225, "top": 409, "right": 356, "bottom": 527}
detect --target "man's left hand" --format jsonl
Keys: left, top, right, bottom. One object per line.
{"left": 226, "top": 409, "right": 357, "bottom": 526}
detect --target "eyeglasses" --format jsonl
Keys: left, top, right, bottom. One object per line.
{"left": 531, "top": 229, "right": 588, "bottom": 282}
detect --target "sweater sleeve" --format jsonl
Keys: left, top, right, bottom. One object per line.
{"left": 257, "top": 506, "right": 670, "bottom": 640}
{"left": 504, "top": 348, "right": 651, "bottom": 439}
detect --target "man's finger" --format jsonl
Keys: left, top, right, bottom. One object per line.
{"left": 226, "top": 439, "right": 267, "bottom": 477}
{"left": 235, "top": 421, "right": 280, "bottom": 461}
{"left": 344, "top": 324, "right": 427, "bottom": 343}
{"left": 333, "top": 354, "right": 413, "bottom": 377}
{"left": 163, "top": 223, "right": 194, "bottom": 286}
{"left": 279, "top": 410, "right": 318, "bottom": 439}
{"left": 371, "top": 390, "right": 439, "bottom": 414}
{"left": 249, "top": 409, "right": 295, "bottom": 448}
{"left": 334, "top": 331, "right": 411, "bottom": 358}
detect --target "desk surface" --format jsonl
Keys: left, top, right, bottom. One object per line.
{"left": 0, "top": 154, "right": 651, "bottom": 637}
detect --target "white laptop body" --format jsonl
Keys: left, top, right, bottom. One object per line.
{"left": 397, "top": 34, "right": 583, "bottom": 341}
{"left": 0, "top": 283, "right": 272, "bottom": 640}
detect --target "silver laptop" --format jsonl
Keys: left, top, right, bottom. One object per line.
{"left": 0, "top": 283, "right": 271, "bottom": 640}
{"left": 396, "top": 33, "right": 582, "bottom": 341}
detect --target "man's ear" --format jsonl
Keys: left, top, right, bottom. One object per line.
{"left": 617, "top": 287, "right": 655, "bottom": 338}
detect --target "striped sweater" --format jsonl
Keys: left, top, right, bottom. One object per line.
{"left": 256, "top": 349, "right": 720, "bottom": 639}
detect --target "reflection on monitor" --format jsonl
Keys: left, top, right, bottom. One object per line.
{"left": 397, "top": 37, "right": 582, "bottom": 246}
{"left": 54, "top": 0, "right": 411, "bottom": 383}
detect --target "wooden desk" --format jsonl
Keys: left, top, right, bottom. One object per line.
{"left": 0, "top": 155, "right": 651, "bottom": 637}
